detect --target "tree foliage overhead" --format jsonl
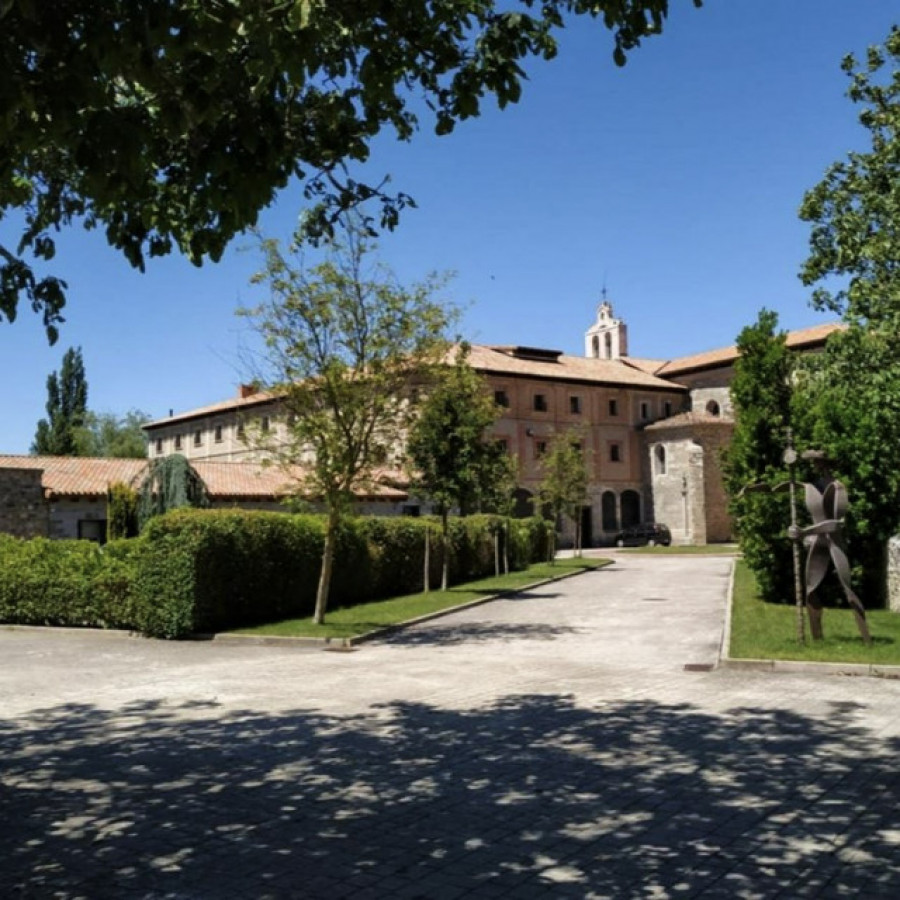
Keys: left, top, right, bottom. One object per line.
{"left": 31, "top": 345, "right": 88, "bottom": 455}
{"left": 246, "top": 219, "right": 454, "bottom": 622}
{"left": 1, "top": 0, "right": 701, "bottom": 340}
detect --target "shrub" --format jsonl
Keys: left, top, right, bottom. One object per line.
{"left": 0, "top": 534, "right": 141, "bottom": 629}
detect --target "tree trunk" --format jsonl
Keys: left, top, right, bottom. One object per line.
{"left": 575, "top": 515, "right": 582, "bottom": 559}
{"left": 494, "top": 527, "right": 500, "bottom": 577}
{"left": 441, "top": 508, "right": 449, "bottom": 591}
{"left": 423, "top": 525, "right": 431, "bottom": 594}
{"left": 503, "top": 519, "right": 510, "bottom": 575}
{"left": 314, "top": 507, "right": 340, "bottom": 625}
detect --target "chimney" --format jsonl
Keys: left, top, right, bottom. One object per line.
{"left": 239, "top": 384, "right": 258, "bottom": 399}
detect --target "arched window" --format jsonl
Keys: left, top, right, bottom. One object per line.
{"left": 601, "top": 491, "right": 618, "bottom": 531}
{"left": 604, "top": 333, "right": 613, "bottom": 359}
{"left": 591, "top": 335, "right": 600, "bottom": 358}
{"left": 706, "top": 399, "right": 721, "bottom": 417}
{"left": 655, "top": 444, "right": 667, "bottom": 475}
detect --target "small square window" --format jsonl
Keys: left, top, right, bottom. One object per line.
{"left": 535, "top": 440, "right": 548, "bottom": 458}
{"left": 534, "top": 394, "right": 547, "bottom": 412}
{"left": 193, "top": 430, "right": 203, "bottom": 446}
{"left": 608, "top": 399, "right": 618, "bottom": 417}
{"left": 494, "top": 390, "right": 509, "bottom": 408}
{"left": 610, "top": 443, "right": 621, "bottom": 463}
{"left": 495, "top": 438, "right": 508, "bottom": 452}
{"left": 569, "top": 396, "right": 582, "bottom": 415}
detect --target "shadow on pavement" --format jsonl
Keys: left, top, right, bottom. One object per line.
{"left": 380, "top": 621, "right": 582, "bottom": 646}
{"left": 2, "top": 694, "right": 898, "bottom": 898}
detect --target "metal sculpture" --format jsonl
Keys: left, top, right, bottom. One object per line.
{"left": 740, "top": 432, "right": 871, "bottom": 644}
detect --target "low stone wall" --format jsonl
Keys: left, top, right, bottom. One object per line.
{"left": 0, "top": 468, "right": 49, "bottom": 538}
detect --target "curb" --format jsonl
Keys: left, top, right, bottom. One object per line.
{"left": 718, "top": 561, "right": 900, "bottom": 680}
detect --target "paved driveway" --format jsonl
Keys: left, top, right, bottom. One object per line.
{"left": 2, "top": 554, "right": 899, "bottom": 898}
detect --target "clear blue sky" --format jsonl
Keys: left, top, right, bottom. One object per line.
{"left": 2, "top": 1, "right": 896, "bottom": 454}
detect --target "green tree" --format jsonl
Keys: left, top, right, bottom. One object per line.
{"left": 537, "top": 429, "right": 589, "bottom": 561}
{"left": 107, "top": 481, "right": 140, "bottom": 541}
{"left": 1, "top": 1, "right": 701, "bottom": 340}
{"left": 247, "top": 220, "right": 454, "bottom": 623}
{"left": 31, "top": 346, "right": 88, "bottom": 455}
{"left": 721, "top": 310, "right": 796, "bottom": 604}
{"left": 797, "top": 26, "right": 900, "bottom": 605}
{"left": 406, "top": 344, "right": 503, "bottom": 589}
{"left": 74, "top": 409, "right": 149, "bottom": 458}
{"left": 136, "top": 454, "right": 210, "bottom": 530}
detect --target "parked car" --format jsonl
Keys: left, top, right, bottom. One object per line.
{"left": 613, "top": 523, "right": 672, "bottom": 547}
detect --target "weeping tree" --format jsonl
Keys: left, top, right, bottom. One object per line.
{"left": 136, "top": 454, "right": 210, "bottom": 530}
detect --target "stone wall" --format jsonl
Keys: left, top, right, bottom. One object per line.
{"left": 0, "top": 468, "right": 49, "bottom": 538}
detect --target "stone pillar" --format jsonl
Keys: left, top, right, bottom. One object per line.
{"left": 887, "top": 536, "right": 900, "bottom": 612}
{"left": 0, "top": 468, "right": 50, "bottom": 538}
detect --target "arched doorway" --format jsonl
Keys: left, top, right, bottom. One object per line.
{"left": 621, "top": 490, "right": 641, "bottom": 528}
{"left": 601, "top": 491, "right": 618, "bottom": 531}
{"left": 513, "top": 488, "right": 535, "bottom": 519}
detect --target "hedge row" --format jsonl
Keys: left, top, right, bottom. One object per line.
{"left": 0, "top": 511, "right": 552, "bottom": 638}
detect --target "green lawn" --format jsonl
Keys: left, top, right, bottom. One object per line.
{"left": 231, "top": 557, "right": 611, "bottom": 640}
{"left": 729, "top": 559, "right": 900, "bottom": 665}
{"left": 617, "top": 544, "right": 739, "bottom": 555}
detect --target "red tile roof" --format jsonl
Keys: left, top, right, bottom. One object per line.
{"left": 0, "top": 456, "right": 407, "bottom": 502}
{"left": 643, "top": 411, "right": 734, "bottom": 431}
{"left": 656, "top": 323, "right": 842, "bottom": 377}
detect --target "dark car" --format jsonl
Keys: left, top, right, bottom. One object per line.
{"left": 613, "top": 523, "right": 671, "bottom": 547}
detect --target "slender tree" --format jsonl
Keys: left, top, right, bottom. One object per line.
{"left": 247, "top": 220, "right": 454, "bottom": 623}
{"left": 31, "top": 346, "right": 88, "bottom": 455}
{"left": 537, "top": 429, "right": 589, "bottom": 562}
{"left": 722, "top": 310, "right": 796, "bottom": 604}
{"left": 406, "top": 344, "right": 503, "bottom": 590}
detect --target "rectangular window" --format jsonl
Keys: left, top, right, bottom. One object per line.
{"left": 214, "top": 425, "right": 223, "bottom": 443}
{"left": 535, "top": 440, "right": 548, "bottom": 458}
{"left": 193, "top": 429, "right": 202, "bottom": 446}
{"left": 495, "top": 438, "right": 509, "bottom": 452}
{"left": 494, "top": 390, "right": 509, "bottom": 408}
{"left": 402, "top": 505, "right": 421, "bottom": 517}
{"left": 174, "top": 434, "right": 182, "bottom": 451}
{"left": 569, "top": 396, "right": 582, "bottom": 415}
{"left": 261, "top": 415, "right": 270, "bottom": 433}
{"left": 664, "top": 401, "right": 673, "bottom": 418}
{"left": 640, "top": 401, "right": 650, "bottom": 420}
{"left": 155, "top": 438, "right": 163, "bottom": 455}
{"left": 609, "top": 443, "right": 621, "bottom": 463}
{"left": 237, "top": 422, "right": 245, "bottom": 440}
{"left": 533, "top": 394, "right": 547, "bottom": 412}
{"left": 608, "top": 398, "right": 618, "bottom": 417}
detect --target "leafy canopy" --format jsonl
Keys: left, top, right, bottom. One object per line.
{"left": 1, "top": 0, "right": 701, "bottom": 340}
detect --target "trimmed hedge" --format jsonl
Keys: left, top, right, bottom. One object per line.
{"left": 0, "top": 511, "right": 552, "bottom": 638}
{"left": 0, "top": 533, "right": 142, "bottom": 629}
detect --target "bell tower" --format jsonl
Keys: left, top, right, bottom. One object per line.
{"left": 585, "top": 294, "right": 628, "bottom": 359}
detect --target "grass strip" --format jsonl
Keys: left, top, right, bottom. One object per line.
{"left": 729, "top": 559, "right": 900, "bottom": 664}
{"left": 231, "top": 557, "right": 611, "bottom": 639}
